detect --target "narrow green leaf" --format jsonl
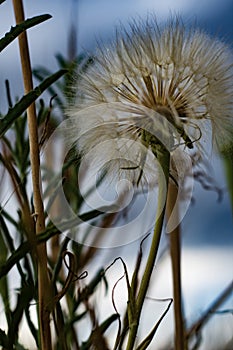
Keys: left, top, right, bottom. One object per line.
{"left": 0, "top": 207, "right": 109, "bottom": 278}
{"left": 136, "top": 298, "right": 173, "bottom": 350}
{"left": 8, "top": 284, "right": 34, "bottom": 347}
{"left": 80, "top": 314, "right": 118, "bottom": 350}
{"left": 33, "top": 67, "right": 64, "bottom": 109}
{"left": 222, "top": 152, "right": 233, "bottom": 209}
{"left": 0, "top": 69, "right": 67, "bottom": 137}
{"left": 55, "top": 53, "right": 67, "bottom": 68}
{"left": 0, "top": 329, "right": 10, "bottom": 348}
{"left": 0, "top": 219, "right": 8, "bottom": 260}
{"left": 98, "top": 313, "right": 119, "bottom": 334}
{"left": 0, "top": 14, "right": 52, "bottom": 53}
{"left": 25, "top": 307, "right": 39, "bottom": 347}
{"left": 15, "top": 344, "right": 29, "bottom": 350}
{"left": 66, "top": 310, "right": 88, "bottom": 328}
{"left": 0, "top": 216, "right": 11, "bottom": 323}
{"left": 52, "top": 237, "right": 70, "bottom": 283}
{"left": 0, "top": 207, "right": 18, "bottom": 228}
{"left": 0, "top": 241, "right": 30, "bottom": 279}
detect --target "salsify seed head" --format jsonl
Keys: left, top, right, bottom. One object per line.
{"left": 66, "top": 16, "right": 233, "bottom": 187}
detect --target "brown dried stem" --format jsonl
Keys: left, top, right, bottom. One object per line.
{"left": 166, "top": 181, "right": 186, "bottom": 350}
{"left": 12, "top": 1, "right": 52, "bottom": 349}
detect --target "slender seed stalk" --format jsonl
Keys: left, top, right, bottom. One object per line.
{"left": 12, "top": 1, "right": 52, "bottom": 349}
{"left": 126, "top": 150, "right": 170, "bottom": 350}
{"left": 166, "top": 182, "right": 186, "bottom": 350}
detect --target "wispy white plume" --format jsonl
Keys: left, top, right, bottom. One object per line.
{"left": 66, "top": 16, "right": 233, "bottom": 187}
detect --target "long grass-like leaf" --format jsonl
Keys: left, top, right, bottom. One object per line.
{"left": 0, "top": 69, "right": 67, "bottom": 137}
{"left": 136, "top": 298, "right": 173, "bottom": 350}
{"left": 0, "top": 216, "right": 11, "bottom": 324}
{"left": 0, "top": 15, "right": 52, "bottom": 53}
{"left": 0, "top": 207, "right": 112, "bottom": 279}
{"left": 0, "top": 241, "right": 30, "bottom": 279}
{"left": 80, "top": 314, "right": 118, "bottom": 350}
{"left": 7, "top": 283, "right": 34, "bottom": 348}
{"left": 25, "top": 306, "right": 39, "bottom": 347}
{"left": 0, "top": 329, "right": 9, "bottom": 348}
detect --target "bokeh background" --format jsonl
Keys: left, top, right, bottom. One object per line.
{"left": 0, "top": 0, "right": 232, "bottom": 349}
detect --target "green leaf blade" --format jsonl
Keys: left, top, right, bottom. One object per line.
{"left": 0, "top": 69, "right": 67, "bottom": 137}
{"left": 0, "top": 14, "right": 52, "bottom": 53}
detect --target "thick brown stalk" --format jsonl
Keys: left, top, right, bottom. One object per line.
{"left": 166, "top": 181, "right": 186, "bottom": 350}
{"left": 12, "top": 1, "right": 52, "bottom": 349}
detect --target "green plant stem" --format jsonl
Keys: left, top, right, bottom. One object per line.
{"left": 126, "top": 150, "right": 170, "bottom": 350}
{"left": 12, "top": 1, "right": 52, "bottom": 349}
{"left": 222, "top": 151, "right": 233, "bottom": 209}
{"left": 166, "top": 182, "right": 186, "bottom": 350}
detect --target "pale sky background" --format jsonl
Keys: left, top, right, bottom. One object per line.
{"left": 0, "top": 0, "right": 232, "bottom": 349}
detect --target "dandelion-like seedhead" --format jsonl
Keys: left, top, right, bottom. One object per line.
{"left": 66, "top": 16, "right": 233, "bottom": 189}
{"left": 43, "top": 16, "right": 232, "bottom": 247}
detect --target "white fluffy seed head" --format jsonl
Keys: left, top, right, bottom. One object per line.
{"left": 66, "top": 16, "right": 233, "bottom": 187}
